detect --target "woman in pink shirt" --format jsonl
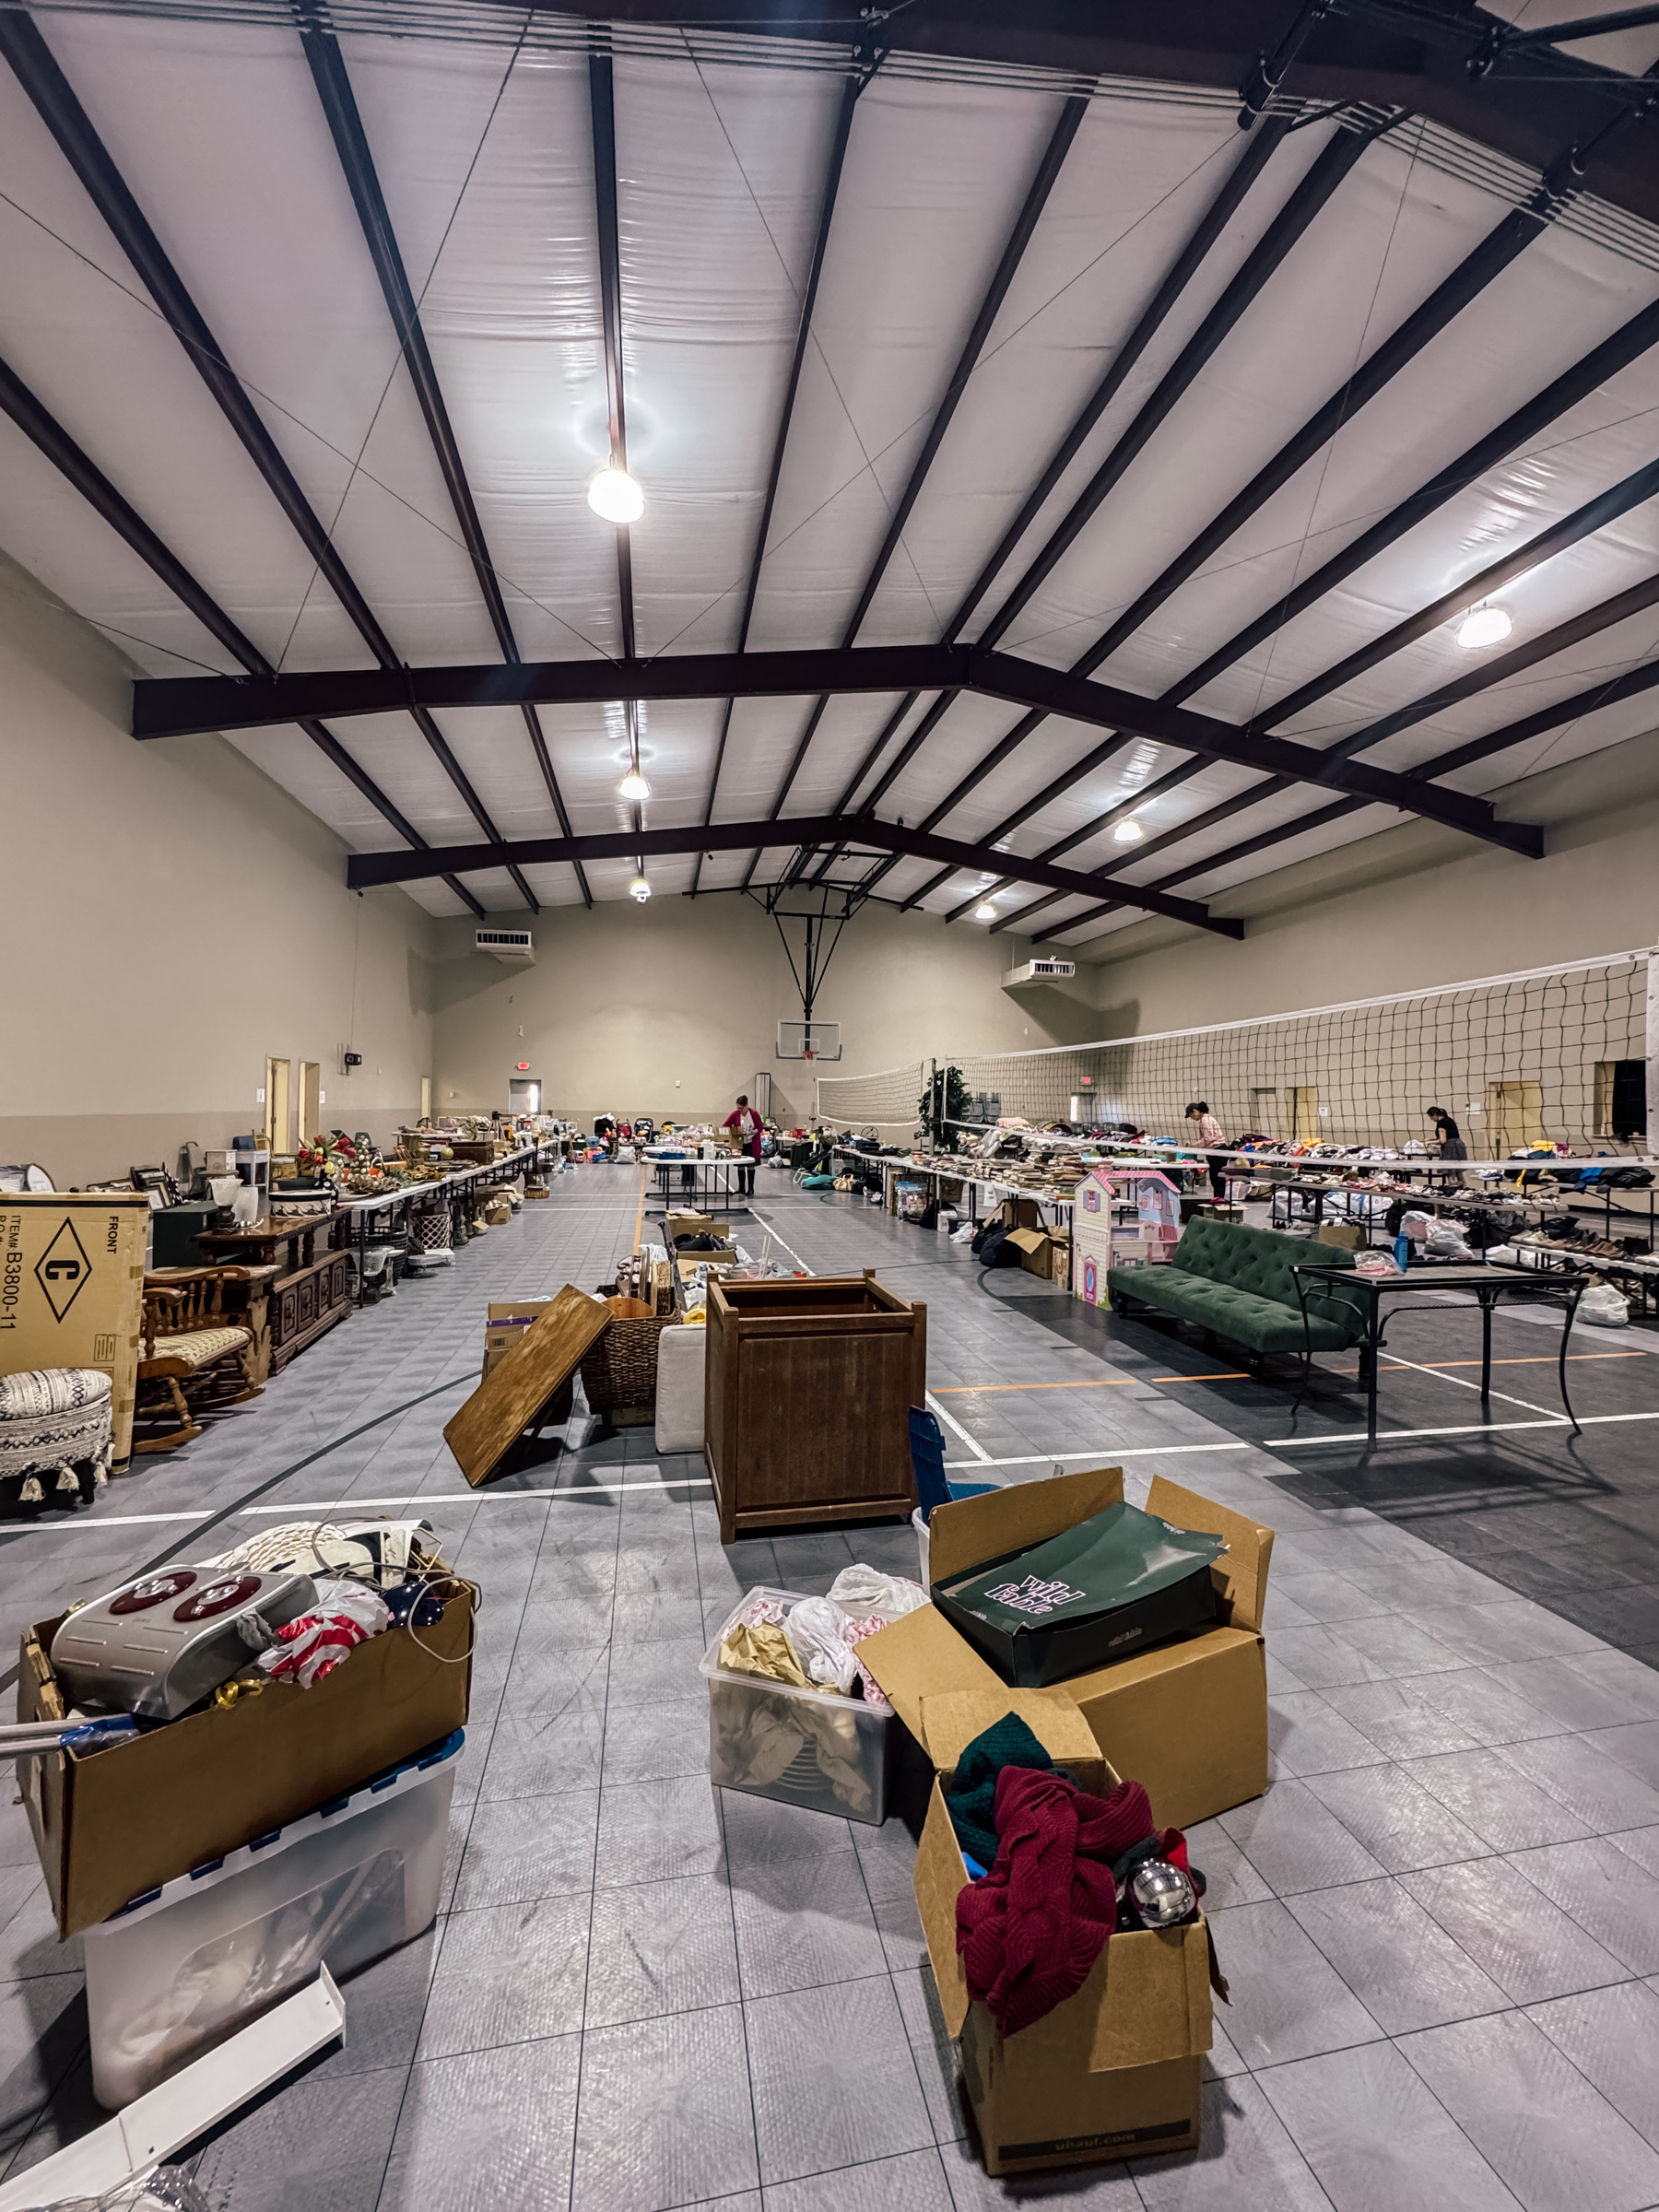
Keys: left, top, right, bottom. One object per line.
{"left": 724, "top": 1094, "right": 763, "bottom": 1196}
{"left": 1186, "top": 1101, "right": 1228, "bottom": 1203}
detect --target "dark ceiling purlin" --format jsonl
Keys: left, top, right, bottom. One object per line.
{"left": 690, "top": 34, "right": 877, "bottom": 898}
{"left": 877, "top": 112, "right": 1385, "bottom": 909}
{"left": 0, "top": 8, "right": 530, "bottom": 914}
{"left": 0, "top": 354, "right": 488, "bottom": 914}
{"left": 898, "top": 98, "right": 1635, "bottom": 913}
{"left": 341, "top": 812, "right": 1246, "bottom": 936}
{"left": 300, "top": 14, "right": 593, "bottom": 907}
{"left": 738, "top": 82, "right": 1092, "bottom": 894}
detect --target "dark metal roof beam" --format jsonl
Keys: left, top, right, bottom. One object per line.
{"left": 0, "top": 11, "right": 535, "bottom": 912}
{"left": 0, "top": 349, "right": 486, "bottom": 915}
{"left": 743, "top": 84, "right": 1090, "bottom": 865}
{"left": 1412, "top": 655, "right": 1659, "bottom": 782}
{"left": 130, "top": 642, "right": 1541, "bottom": 852}
{"left": 955, "top": 758, "right": 1214, "bottom": 924}
{"left": 343, "top": 813, "right": 1243, "bottom": 936}
{"left": 300, "top": 11, "right": 588, "bottom": 907}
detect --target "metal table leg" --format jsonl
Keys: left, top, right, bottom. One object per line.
{"left": 1480, "top": 1291, "right": 1493, "bottom": 1404}
{"left": 1558, "top": 1281, "right": 1585, "bottom": 1432}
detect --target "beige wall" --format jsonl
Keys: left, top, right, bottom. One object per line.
{"left": 0, "top": 553, "right": 439, "bottom": 1188}
{"left": 1077, "top": 724, "right": 1659, "bottom": 1035}
{"left": 429, "top": 895, "right": 1089, "bottom": 1128}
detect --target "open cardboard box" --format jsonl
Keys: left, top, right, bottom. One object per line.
{"left": 852, "top": 1674, "right": 1211, "bottom": 2175}
{"left": 868, "top": 1466, "right": 1272, "bottom": 1830}
{"left": 1005, "top": 1225, "right": 1065, "bottom": 1279}
{"left": 17, "top": 1540, "right": 476, "bottom": 1938}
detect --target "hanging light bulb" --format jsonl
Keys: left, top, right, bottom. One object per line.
{"left": 1457, "top": 604, "right": 1512, "bottom": 650}
{"left": 588, "top": 463, "right": 645, "bottom": 524}
{"left": 1113, "top": 818, "right": 1145, "bottom": 844}
{"left": 974, "top": 901, "right": 999, "bottom": 922}
{"left": 618, "top": 768, "right": 651, "bottom": 801}
{"left": 629, "top": 873, "right": 651, "bottom": 902}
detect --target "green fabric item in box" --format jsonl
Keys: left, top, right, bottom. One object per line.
{"left": 932, "top": 1500, "right": 1225, "bottom": 1688}
{"left": 945, "top": 1713, "right": 1053, "bottom": 1868}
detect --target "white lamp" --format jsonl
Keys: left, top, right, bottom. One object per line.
{"left": 1113, "top": 818, "right": 1145, "bottom": 843}
{"left": 588, "top": 465, "right": 645, "bottom": 524}
{"left": 974, "top": 901, "right": 998, "bottom": 922}
{"left": 629, "top": 873, "right": 652, "bottom": 902}
{"left": 1457, "top": 605, "right": 1512, "bottom": 650}
{"left": 618, "top": 768, "right": 651, "bottom": 801}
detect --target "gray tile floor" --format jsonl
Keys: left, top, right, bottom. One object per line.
{"left": 1, "top": 1172, "right": 1659, "bottom": 2207}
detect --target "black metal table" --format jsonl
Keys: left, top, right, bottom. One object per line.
{"left": 1291, "top": 1259, "right": 1588, "bottom": 1446}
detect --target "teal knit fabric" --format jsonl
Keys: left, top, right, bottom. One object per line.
{"left": 945, "top": 1714, "right": 1054, "bottom": 1868}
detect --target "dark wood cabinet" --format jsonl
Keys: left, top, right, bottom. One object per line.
{"left": 705, "top": 1272, "right": 924, "bottom": 1543}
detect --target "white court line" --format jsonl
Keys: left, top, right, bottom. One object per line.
{"left": 942, "top": 1406, "right": 1659, "bottom": 1467}
{"left": 0, "top": 1478, "right": 716, "bottom": 1534}
{"left": 926, "top": 1391, "right": 993, "bottom": 1464}
{"left": 1380, "top": 1349, "right": 1563, "bottom": 1420}
{"left": 744, "top": 1208, "right": 811, "bottom": 1275}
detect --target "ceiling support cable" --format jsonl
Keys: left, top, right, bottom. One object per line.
{"left": 0, "top": 10, "right": 524, "bottom": 914}
{"left": 865, "top": 113, "right": 1378, "bottom": 904}
{"left": 0, "top": 353, "right": 483, "bottom": 914}
{"left": 693, "top": 29, "right": 883, "bottom": 896}
{"left": 734, "top": 81, "right": 1091, "bottom": 890}
{"left": 300, "top": 8, "right": 590, "bottom": 907}
{"left": 898, "top": 107, "right": 1635, "bottom": 912}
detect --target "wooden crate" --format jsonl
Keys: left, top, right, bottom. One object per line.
{"left": 704, "top": 1270, "right": 924, "bottom": 1543}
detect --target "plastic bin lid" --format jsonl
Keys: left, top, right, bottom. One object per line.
{"left": 105, "top": 1728, "right": 465, "bottom": 1926}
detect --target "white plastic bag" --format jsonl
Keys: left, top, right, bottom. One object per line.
{"left": 1580, "top": 1282, "right": 1630, "bottom": 1327}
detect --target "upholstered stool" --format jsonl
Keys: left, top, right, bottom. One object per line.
{"left": 0, "top": 1369, "right": 112, "bottom": 1501}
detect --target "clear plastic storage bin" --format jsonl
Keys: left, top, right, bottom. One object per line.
{"left": 84, "top": 1728, "right": 463, "bottom": 2108}
{"left": 700, "top": 1587, "right": 900, "bottom": 1826}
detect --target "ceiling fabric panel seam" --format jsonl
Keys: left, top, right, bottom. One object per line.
{"left": 0, "top": 340, "right": 485, "bottom": 912}
{"left": 690, "top": 33, "right": 876, "bottom": 896}
{"left": 735, "top": 76, "right": 1092, "bottom": 892}
{"left": 0, "top": 6, "right": 534, "bottom": 911}
{"left": 901, "top": 100, "right": 1659, "bottom": 908}
{"left": 300, "top": 10, "right": 587, "bottom": 905}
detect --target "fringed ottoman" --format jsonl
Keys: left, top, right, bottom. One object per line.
{"left": 0, "top": 1369, "right": 112, "bottom": 1502}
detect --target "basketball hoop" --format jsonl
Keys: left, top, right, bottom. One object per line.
{"left": 803, "top": 1045, "right": 816, "bottom": 1062}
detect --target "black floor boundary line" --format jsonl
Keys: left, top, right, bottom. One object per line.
{"left": 0, "top": 1369, "right": 475, "bottom": 1695}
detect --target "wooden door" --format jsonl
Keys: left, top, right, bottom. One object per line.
{"left": 265, "top": 1058, "right": 291, "bottom": 1155}
{"left": 299, "top": 1061, "right": 321, "bottom": 1146}
{"left": 1486, "top": 1080, "right": 1544, "bottom": 1154}
{"left": 1290, "top": 1086, "right": 1319, "bottom": 1142}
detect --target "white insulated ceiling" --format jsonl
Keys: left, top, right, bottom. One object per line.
{"left": 2, "top": 5, "right": 1659, "bottom": 936}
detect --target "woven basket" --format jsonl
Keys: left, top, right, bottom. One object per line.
{"left": 579, "top": 1300, "right": 673, "bottom": 1414}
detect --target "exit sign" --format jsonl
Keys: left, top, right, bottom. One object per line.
{"left": 516, "top": 1063, "right": 530, "bottom": 1071}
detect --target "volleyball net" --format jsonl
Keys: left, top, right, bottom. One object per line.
{"left": 817, "top": 953, "right": 1656, "bottom": 1165}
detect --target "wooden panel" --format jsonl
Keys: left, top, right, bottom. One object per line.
{"left": 444, "top": 1285, "right": 611, "bottom": 1488}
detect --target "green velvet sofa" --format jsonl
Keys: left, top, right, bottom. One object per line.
{"left": 1107, "top": 1216, "right": 1366, "bottom": 1360}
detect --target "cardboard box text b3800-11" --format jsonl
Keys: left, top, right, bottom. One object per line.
{"left": 0, "top": 1194, "right": 149, "bottom": 1463}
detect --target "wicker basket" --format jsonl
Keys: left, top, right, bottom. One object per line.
{"left": 579, "top": 1300, "right": 674, "bottom": 1416}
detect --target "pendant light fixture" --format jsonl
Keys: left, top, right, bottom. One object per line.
{"left": 1457, "top": 604, "right": 1512, "bottom": 650}
{"left": 588, "top": 462, "right": 644, "bottom": 524}
{"left": 629, "top": 873, "right": 651, "bottom": 902}
{"left": 1113, "top": 818, "right": 1145, "bottom": 843}
{"left": 974, "top": 901, "right": 999, "bottom": 922}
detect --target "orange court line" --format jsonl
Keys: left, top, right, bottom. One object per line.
{"left": 935, "top": 1351, "right": 1648, "bottom": 1394}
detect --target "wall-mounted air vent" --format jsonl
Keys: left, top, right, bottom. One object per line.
{"left": 477, "top": 929, "right": 535, "bottom": 964}
{"left": 1002, "top": 959, "right": 1076, "bottom": 988}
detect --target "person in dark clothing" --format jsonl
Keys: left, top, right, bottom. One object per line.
{"left": 1428, "top": 1107, "right": 1469, "bottom": 1184}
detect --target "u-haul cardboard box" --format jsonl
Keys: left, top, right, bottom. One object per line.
{"left": 0, "top": 1194, "right": 149, "bottom": 1464}
{"left": 848, "top": 1664, "right": 1213, "bottom": 2175}
{"left": 877, "top": 1466, "right": 1273, "bottom": 1831}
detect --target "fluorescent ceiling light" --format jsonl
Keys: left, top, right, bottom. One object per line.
{"left": 629, "top": 874, "right": 651, "bottom": 901}
{"left": 588, "top": 465, "right": 644, "bottom": 524}
{"left": 618, "top": 770, "right": 651, "bottom": 801}
{"left": 974, "top": 901, "right": 999, "bottom": 922}
{"left": 1457, "top": 605, "right": 1512, "bottom": 650}
{"left": 1112, "top": 818, "right": 1145, "bottom": 843}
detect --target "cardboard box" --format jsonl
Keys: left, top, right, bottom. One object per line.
{"left": 870, "top": 1468, "right": 1271, "bottom": 1831}
{"left": 480, "top": 1303, "right": 576, "bottom": 1426}
{"left": 1051, "top": 1236, "right": 1073, "bottom": 1288}
{"left": 1317, "top": 1221, "right": 1367, "bottom": 1251}
{"left": 0, "top": 1194, "right": 149, "bottom": 1464}
{"left": 17, "top": 1540, "right": 476, "bottom": 1937}
{"left": 853, "top": 1665, "right": 1210, "bottom": 2175}
{"left": 1006, "top": 1226, "right": 1067, "bottom": 1280}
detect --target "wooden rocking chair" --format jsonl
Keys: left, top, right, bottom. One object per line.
{"left": 135, "top": 1267, "right": 264, "bottom": 1453}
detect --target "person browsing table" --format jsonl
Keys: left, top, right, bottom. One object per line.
{"left": 724, "top": 1095, "right": 763, "bottom": 1195}
{"left": 1186, "top": 1101, "right": 1228, "bottom": 1202}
